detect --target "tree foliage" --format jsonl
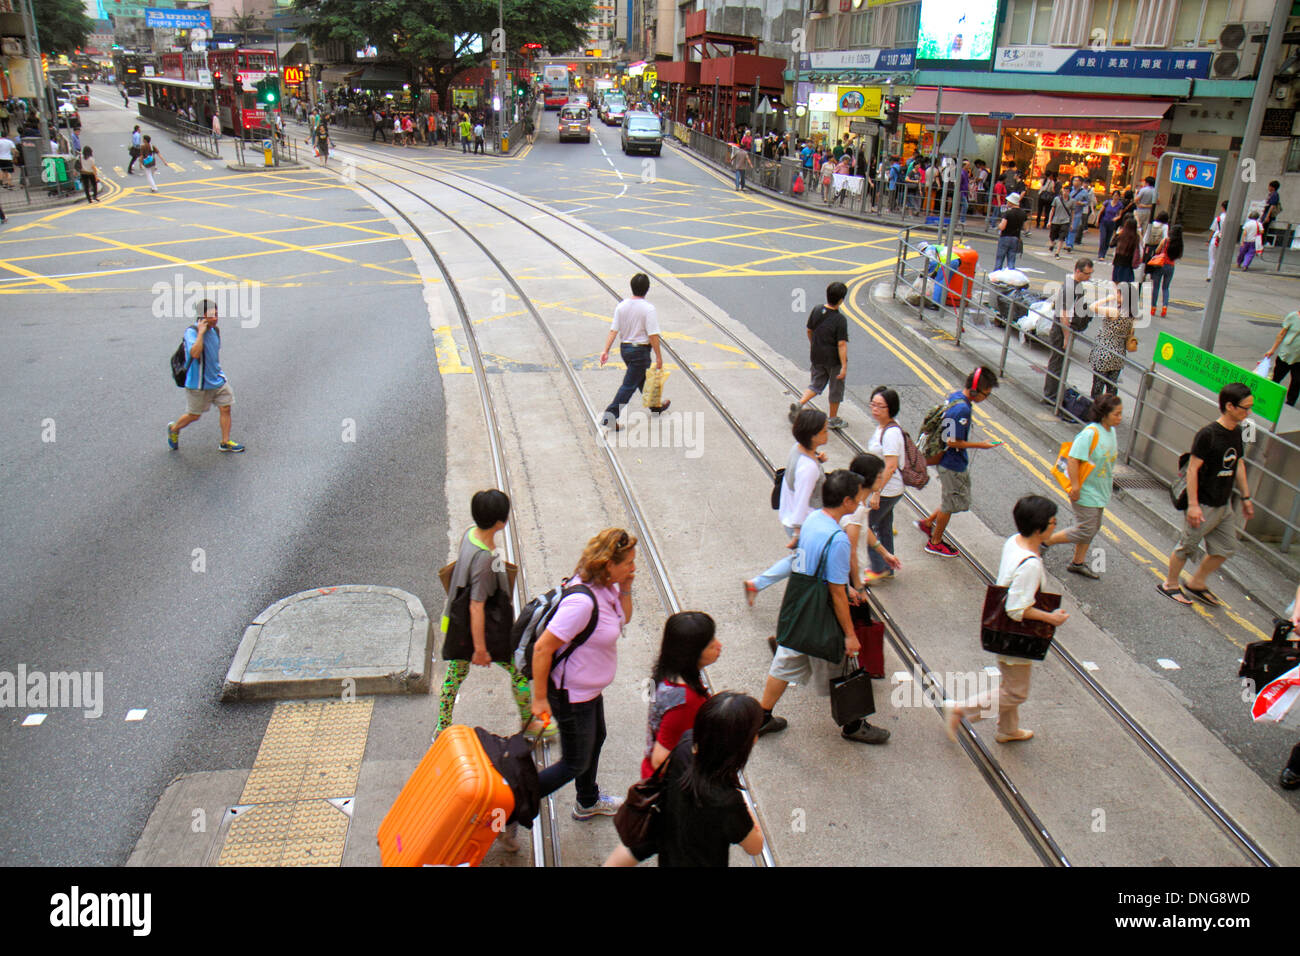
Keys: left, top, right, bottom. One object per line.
{"left": 33, "top": 0, "right": 95, "bottom": 55}
{"left": 292, "top": 0, "right": 595, "bottom": 101}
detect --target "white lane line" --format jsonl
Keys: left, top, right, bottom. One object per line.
{"left": 125, "top": 709, "right": 148, "bottom": 721}
{"left": 22, "top": 714, "right": 47, "bottom": 726}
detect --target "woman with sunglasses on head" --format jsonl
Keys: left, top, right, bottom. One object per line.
{"left": 531, "top": 528, "right": 638, "bottom": 820}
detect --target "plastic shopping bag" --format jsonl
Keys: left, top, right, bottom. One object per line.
{"left": 642, "top": 367, "right": 669, "bottom": 408}
{"left": 1253, "top": 356, "right": 1273, "bottom": 378}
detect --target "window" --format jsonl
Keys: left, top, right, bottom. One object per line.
{"left": 849, "top": 10, "right": 873, "bottom": 47}
{"left": 1172, "top": 0, "right": 1229, "bottom": 47}
{"left": 894, "top": 2, "right": 920, "bottom": 46}
{"left": 1006, "top": 0, "right": 1032, "bottom": 44}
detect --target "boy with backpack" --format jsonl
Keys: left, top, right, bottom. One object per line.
{"left": 167, "top": 299, "right": 245, "bottom": 453}
{"left": 917, "top": 366, "right": 1000, "bottom": 557}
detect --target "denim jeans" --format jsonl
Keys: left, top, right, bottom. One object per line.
{"left": 753, "top": 524, "right": 797, "bottom": 591}
{"left": 1150, "top": 263, "right": 1174, "bottom": 307}
{"left": 995, "top": 235, "right": 1019, "bottom": 271}
{"left": 734, "top": 168, "right": 746, "bottom": 189}
{"left": 603, "top": 343, "right": 652, "bottom": 423}
{"left": 868, "top": 495, "right": 901, "bottom": 574}
{"left": 1098, "top": 219, "right": 1117, "bottom": 257}
{"left": 537, "top": 688, "right": 606, "bottom": 807}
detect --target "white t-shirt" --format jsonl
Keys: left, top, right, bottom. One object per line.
{"left": 1241, "top": 219, "right": 1262, "bottom": 244}
{"left": 997, "top": 536, "right": 1044, "bottom": 621}
{"left": 868, "top": 423, "right": 906, "bottom": 498}
{"left": 0, "top": 137, "right": 14, "bottom": 161}
{"left": 610, "top": 297, "right": 660, "bottom": 345}
{"left": 778, "top": 444, "right": 823, "bottom": 529}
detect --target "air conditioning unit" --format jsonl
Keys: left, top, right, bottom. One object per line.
{"left": 1, "top": 38, "right": 23, "bottom": 57}
{"left": 1212, "top": 21, "right": 1266, "bottom": 80}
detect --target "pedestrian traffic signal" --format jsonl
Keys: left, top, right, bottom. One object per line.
{"left": 882, "top": 95, "right": 900, "bottom": 132}
{"left": 255, "top": 77, "right": 279, "bottom": 106}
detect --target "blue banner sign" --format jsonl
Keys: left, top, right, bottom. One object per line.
{"left": 994, "top": 47, "right": 1212, "bottom": 79}
{"left": 1169, "top": 156, "right": 1219, "bottom": 190}
{"left": 144, "top": 8, "right": 214, "bottom": 30}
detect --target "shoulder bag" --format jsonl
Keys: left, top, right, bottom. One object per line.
{"left": 979, "top": 556, "right": 1062, "bottom": 660}
{"left": 776, "top": 530, "right": 848, "bottom": 663}
{"left": 1050, "top": 425, "right": 1099, "bottom": 493}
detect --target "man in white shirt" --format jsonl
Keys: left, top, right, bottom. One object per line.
{"left": 598, "top": 272, "right": 670, "bottom": 429}
{"left": 0, "top": 134, "right": 16, "bottom": 188}
{"left": 1135, "top": 176, "right": 1157, "bottom": 235}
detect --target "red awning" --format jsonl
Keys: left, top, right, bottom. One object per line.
{"left": 900, "top": 89, "right": 1174, "bottom": 132}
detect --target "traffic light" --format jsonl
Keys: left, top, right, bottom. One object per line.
{"left": 882, "top": 95, "right": 900, "bottom": 132}
{"left": 256, "top": 77, "right": 279, "bottom": 106}
{"left": 211, "top": 69, "right": 221, "bottom": 90}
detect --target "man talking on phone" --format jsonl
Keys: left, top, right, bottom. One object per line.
{"left": 167, "top": 299, "right": 246, "bottom": 453}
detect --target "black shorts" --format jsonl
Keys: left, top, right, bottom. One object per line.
{"left": 1050, "top": 223, "right": 1068, "bottom": 241}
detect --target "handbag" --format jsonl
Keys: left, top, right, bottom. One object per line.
{"left": 776, "top": 531, "right": 847, "bottom": 663}
{"left": 829, "top": 657, "right": 876, "bottom": 726}
{"left": 979, "top": 557, "right": 1062, "bottom": 660}
{"left": 1050, "top": 425, "right": 1099, "bottom": 493}
{"left": 1125, "top": 333, "right": 1139, "bottom": 352}
{"left": 642, "top": 367, "right": 668, "bottom": 408}
{"left": 438, "top": 548, "right": 518, "bottom": 662}
{"left": 614, "top": 752, "right": 671, "bottom": 849}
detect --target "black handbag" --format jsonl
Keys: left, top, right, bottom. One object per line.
{"left": 979, "top": 557, "right": 1061, "bottom": 661}
{"left": 614, "top": 753, "right": 671, "bottom": 849}
{"left": 829, "top": 657, "right": 876, "bottom": 726}
{"left": 1239, "top": 618, "right": 1299, "bottom": 692}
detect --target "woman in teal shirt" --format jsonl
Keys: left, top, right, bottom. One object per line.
{"left": 1263, "top": 310, "right": 1300, "bottom": 407}
{"left": 1047, "top": 394, "right": 1122, "bottom": 579}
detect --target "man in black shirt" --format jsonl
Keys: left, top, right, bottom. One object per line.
{"left": 995, "top": 193, "right": 1028, "bottom": 271}
{"left": 1042, "top": 258, "right": 1094, "bottom": 410}
{"left": 1159, "top": 383, "right": 1256, "bottom": 606}
{"left": 789, "top": 281, "right": 849, "bottom": 429}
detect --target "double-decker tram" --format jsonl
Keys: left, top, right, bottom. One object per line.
{"left": 144, "top": 48, "right": 280, "bottom": 136}
{"left": 113, "top": 51, "right": 147, "bottom": 95}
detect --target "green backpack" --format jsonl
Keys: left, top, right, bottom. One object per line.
{"left": 918, "top": 398, "right": 960, "bottom": 465}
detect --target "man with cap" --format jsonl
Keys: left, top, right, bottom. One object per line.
{"left": 995, "top": 193, "right": 1028, "bottom": 271}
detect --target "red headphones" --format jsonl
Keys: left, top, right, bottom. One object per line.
{"left": 972, "top": 367, "right": 981, "bottom": 393}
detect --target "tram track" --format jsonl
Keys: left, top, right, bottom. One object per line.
{"left": 335, "top": 143, "right": 1275, "bottom": 867}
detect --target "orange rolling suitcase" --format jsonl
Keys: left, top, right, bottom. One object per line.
{"left": 378, "top": 724, "right": 515, "bottom": 867}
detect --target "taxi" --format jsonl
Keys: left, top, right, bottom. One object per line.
{"left": 558, "top": 104, "right": 590, "bottom": 143}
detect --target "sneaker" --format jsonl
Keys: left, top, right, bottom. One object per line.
{"left": 649, "top": 399, "right": 671, "bottom": 414}
{"left": 915, "top": 519, "right": 934, "bottom": 537}
{"left": 924, "top": 540, "right": 960, "bottom": 558}
{"left": 788, "top": 402, "right": 800, "bottom": 423}
{"left": 841, "top": 722, "right": 890, "bottom": 744}
{"left": 218, "top": 440, "right": 245, "bottom": 453}
{"left": 572, "top": 792, "right": 623, "bottom": 820}
{"left": 523, "top": 719, "right": 558, "bottom": 742}
{"left": 757, "top": 713, "right": 788, "bottom": 736}
{"left": 827, "top": 416, "right": 846, "bottom": 429}
{"left": 1067, "top": 562, "right": 1100, "bottom": 580}
{"left": 862, "top": 570, "right": 893, "bottom": 585}
{"left": 167, "top": 422, "right": 179, "bottom": 450}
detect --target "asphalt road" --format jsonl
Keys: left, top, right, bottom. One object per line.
{"left": 0, "top": 91, "right": 446, "bottom": 864}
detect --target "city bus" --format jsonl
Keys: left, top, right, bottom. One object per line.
{"left": 542, "top": 64, "right": 570, "bottom": 110}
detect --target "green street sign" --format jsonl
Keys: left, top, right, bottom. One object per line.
{"left": 1153, "top": 331, "right": 1286, "bottom": 423}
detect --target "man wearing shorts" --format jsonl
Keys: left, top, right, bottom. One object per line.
{"left": 167, "top": 299, "right": 245, "bottom": 453}
{"left": 0, "top": 133, "right": 15, "bottom": 188}
{"left": 790, "top": 281, "right": 849, "bottom": 429}
{"left": 919, "top": 366, "right": 1001, "bottom": 558}
{"left": 1159, "top": 383, "right": 1255, "bottom": 607}
{"left": 757, "top": 469, "right": 890, "bottom": 745}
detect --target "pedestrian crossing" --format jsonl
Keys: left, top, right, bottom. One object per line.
{"left": 109, "top": 159, "right": 216, "bottom": 180}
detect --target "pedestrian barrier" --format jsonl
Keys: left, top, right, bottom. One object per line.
{"left": 137, "top": 104, "right": 221, "bottom": 159}
{"left": 890, "top": 229, "right": 1300, "bottom": 570}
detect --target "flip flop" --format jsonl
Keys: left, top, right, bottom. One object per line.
{"left": 1156, "top": 583, "right": 1193, "bottom": 606}
{"left": 995, "top": 729, "right": 1034, "bottom": 743}
{"left": 744, "top": 580, "right": 758, "bottom": 607}
{"left": 1180, "top": 584, "right": 1223, "bottom": 607}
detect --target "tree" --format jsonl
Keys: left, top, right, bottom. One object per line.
{"left": 228, "top": 12, "right": 264, "bottom": 46}
{"left": 32, "top": 0, "right": 94, "bottom": 54}
{"left": 292, "top": 0, "right": 595, "bottom": 105}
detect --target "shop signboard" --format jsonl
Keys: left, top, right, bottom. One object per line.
{"left": 798, "top": 48, "right": 915, "bottom": 72}
{"left": 994, "top": 46, "right": 1211, "bottom": 79}
{"left": 836, "top": 87, "right": 882, "bottom": 117}
{"left": 849, "top": 119, "right": 879, "bottom": 134}
{"left": 808, "top": 92, "right": 837, "bottom": 112}
{"left": 145, "top": 8, "right": 214, "bottom": 30}
{"left": 1154, "top": 332, "right": 1285, "bottom": 423}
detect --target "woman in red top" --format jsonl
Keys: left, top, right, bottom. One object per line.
{"left": 641, "top": 612, "right": 721, "bottom": 779}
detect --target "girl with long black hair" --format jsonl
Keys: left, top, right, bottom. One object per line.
{"left": 640, "top": 611, "right": 720, "bottom": 778}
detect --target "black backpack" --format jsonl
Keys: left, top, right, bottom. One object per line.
{"left": 511, "top": 583, "right": 598, "bottom": 683}
{"left": 169, "top": 325, "right": 211, "bottom": 387}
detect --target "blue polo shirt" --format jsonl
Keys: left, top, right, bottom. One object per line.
{"left": 938, "top": 389, "right": 972, "bottom": 473}
{"left": 182, "top": 325, "right": 226, "bottom": 390}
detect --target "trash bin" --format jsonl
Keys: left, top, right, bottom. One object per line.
{"left": 929, "top": 243, "right": 978, "bottom": 307}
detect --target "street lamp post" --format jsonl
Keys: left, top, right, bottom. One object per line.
{"left": 18, "top": 0, "right": 52, "bottom": 158}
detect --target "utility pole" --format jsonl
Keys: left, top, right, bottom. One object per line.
{"left": 1199, "top": 0, "right": 1290, "bottom": 352}
{"left": 18, "top": 0, "right": 52, "bottom": 158}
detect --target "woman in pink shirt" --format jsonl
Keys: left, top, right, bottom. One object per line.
{"left": 532, "top": 528, "right": 638, "bottom": 820}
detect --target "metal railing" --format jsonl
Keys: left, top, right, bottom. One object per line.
{"left": 137, "top": 104, "right": 221, "bottom": 159}
{"left": 889, "top": 229, "right": 1300, "bottom": 566}
{"left": 234, "top": 126, "right": 298, "bottom": 167}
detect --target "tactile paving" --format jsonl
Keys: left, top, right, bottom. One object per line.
{"left": 217, "top": 699, "right": 373, "bottom": 866}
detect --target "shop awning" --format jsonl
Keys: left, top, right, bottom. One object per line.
{"left": 350, "top": 66, "right": 408, "bottom": 90}
{"left": 900, "top": 89, "right": 1174, "bottom": 132}
{"left": 318, "top": 66, "right": 357, "bottom": 86}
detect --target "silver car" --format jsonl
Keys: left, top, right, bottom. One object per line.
{"left": 621, "top": 110, "right": 662, "bottom": 156}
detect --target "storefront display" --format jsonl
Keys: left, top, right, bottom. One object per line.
{"left": 1004, "top": 128, "right": 1138, "bottom": 193}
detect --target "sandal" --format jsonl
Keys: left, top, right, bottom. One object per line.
{"left": 744, "top": 580, "right": 758, "bottom": 607}
{"left": 995, "top": 729, "right": 1034, "bottom": 743}
{"left": 1156, "top": 583, "right": 1193, "bottom": 606}
{"left": 1180, "top": 583, "right": 1222, "bottom": 607}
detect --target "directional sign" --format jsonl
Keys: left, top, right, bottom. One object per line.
{"left": 1169, "top": 155, "right": 1219, "bottom": 190}
{"left": 988, "top": 111, "right": 1015, "bottom": 120}
{"left": 1154, "top": 332, "right": 1285, "bottom": 423}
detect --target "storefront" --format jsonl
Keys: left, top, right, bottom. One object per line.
{"left": 1003, "top": 128, "right": 1141, "bottom": 194}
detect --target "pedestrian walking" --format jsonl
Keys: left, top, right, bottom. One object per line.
{"left": 758, "top": 469, "right": 892, "bottom": 744}
{"left": 1088, "top": 283, "right": 1136, "bottom": 399}
{"left": 946, "top": 495, "right": 1069, "bottom": 742}
{"left": 1237, "top": 212, "right": 1264, "bottom": 270}
{"left": 745, "top": 408, "right": 829, "bottom": 605}
{"left": 599, "top": 272, "right": 670, "bottom": 429}
{"left": 139, "top": 135, "right": 161, "bottom": 192}
{"left": 1278, "top": 584, "right": 1300, "bottom": 790}
{"left": 1148, "top": 223, "right": 1183, "bottom": 318}
{"left": 167, "top": 299, "right": 245, "bottom": 453}
{"left": 313, "top": 120, "right": 330, "bottom": 166}
{"left": 78, "top": 146, "right": 100, "bottom": 202}
{"left": 729, "top": 141, "right": 752, "bottom": 191}
{"left": 1207, "top": 201, "right": 1228, "bottom": 280}
{"left": 524, "top": 111, "right": 535, "bottom": 145}
{"left": 459, "top": 114, "right": 472, "bottom": 152}
{"left": 638, "top": 611, "right": 719, "bottom": 779}
{"left": 127, "top": 125, "right": 142, "bottom": 174}
{"left": 120, "top": 86, "right": 129, "bottom": 108}
{"left": 789, "top": 281, "right": 849, "bottom": 429}
{"left": 1046, "top": 394, "right": 1122, "bottom": 578}
{"left": 1262, "top": 307, "right": 1300, "bottom": 408}
{"left": 1067, "top": 177, "right": 1092, "bottom": 250}
{"left": 1096, "top": 190, "right": 1123, "bottom": 260}
{"left": 994, "top": 193, "right": 1027, "bottom": 271}
{"left": 1049, "top": 181, "right": 1073, "bottom": 258}
{"left": 919, "top": 366, "right": 1000, "bottom": 559}
{"left": 865, "top": 386, "right": 906, "bottom": 582}
{"left": 604, "top": 691, "right": 766, "bottom": 867}
{"left": 1111, "top": 215, "right": 1140, "bottom": 286}
{"left": 435, "top": 490, "right": 540, "bottom": 740}
{"left": 1042, "top": 258, "right": 1095, "bottom": 407}
{"left": 842, "top": 453, "right": 902, "bottom": 589}
{"left": 0, "top": 132, "right": 17, "bottom": 189}
{"left": 1142, "top": 209, "right": 1169, "bottom": 268}
{"left": 1158, "top": 382, "right": 1256, "bottom": 607}
{"left": 473, "top": 121, "right": 485, "bottom": 154}
{"left": 530, "top": 528, "right": 638, "bottom": 819}
{"left": 212, "top": 110, "right": 222, "bottom": 141}
{"left": 371, "top": 108, "right": 387, "bottom": 142}
{"left": 1035, "top": 173, "right": 1056, "bottom": 228}
{"left": 1134, "top": 175, "right": 1157, "bottom": 235}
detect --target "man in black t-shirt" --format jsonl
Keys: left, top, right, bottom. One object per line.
{"left": 789, "top": 281, "right": 849, "bottom": 429}
{"left": 995, "top": 193, "right": 1028, "bottom": 271}
{"left": 1159, "top": 383, "right": 1256, "bottom": 607}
